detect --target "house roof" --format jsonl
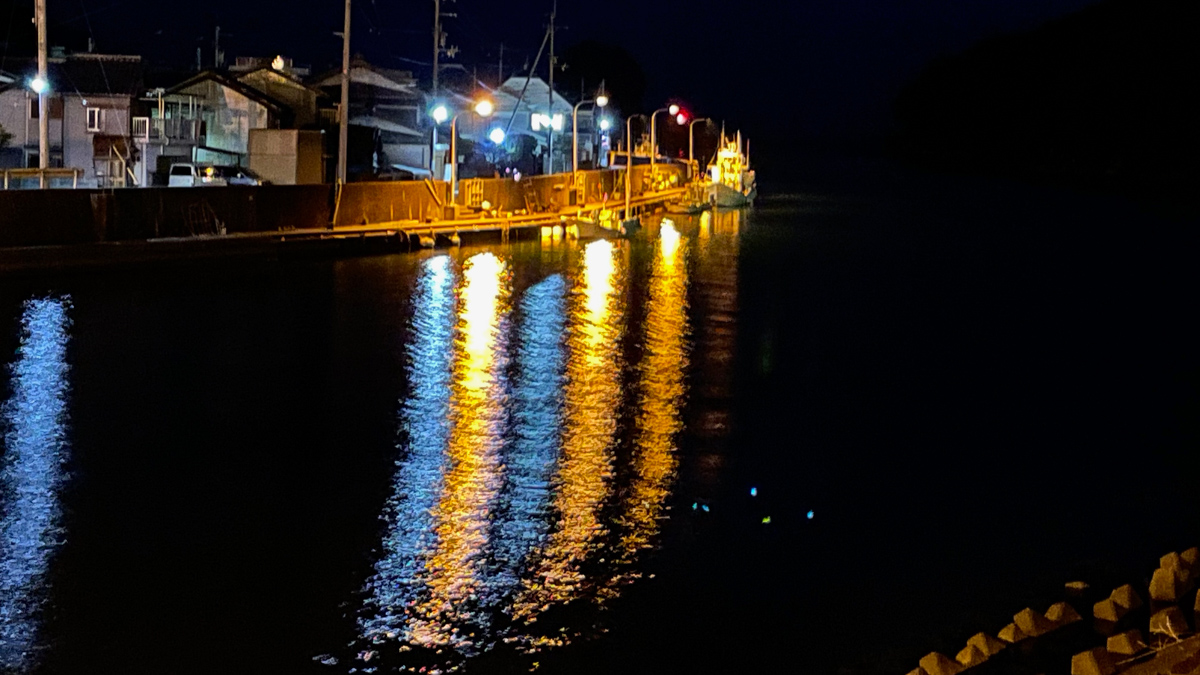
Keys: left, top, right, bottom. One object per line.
{"left": 165, "top": 70, "right": 289, "bottom": 113}
{"left": 310, "top": 60, "right": 418, "bottom": 93}
{"left": 236, "top": 65, "right": 326, "bottom": 98}
{"left": 488, "top": 76, "right": 573, "bottom": 113}
{"left": 349, "top": 115, "right": 422, "bottom": 136}
{"left": 0, "top": 54, "right": 144, "bottom": 97}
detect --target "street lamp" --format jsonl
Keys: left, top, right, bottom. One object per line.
{"left": 649, "top": 103, "right": 682, "bottom": 170}
{"left": 572, "top": 89, "right": 609, "bottom": 177}
{"left": 688, "top": 117, "right": 711, "bottom": 177}
{"left": 431, "top": 98, "right": 495, "bottom": 203}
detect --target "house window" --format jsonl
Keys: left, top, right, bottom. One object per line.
{"left": 87, "top": 108, "right": 103, "bottom": 132}
{"left": 28, "top": 99, "right": 38, "bottom": 119}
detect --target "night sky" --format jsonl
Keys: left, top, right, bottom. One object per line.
{"left": 3, "top": 0, "right": 1104, "bottom": 143}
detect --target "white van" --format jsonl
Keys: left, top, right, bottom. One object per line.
{"left": 168, "top": 163, "right": 225, "bottom": 187}
{"left": 167, "top": 164, "right": 264, "bottom": 187}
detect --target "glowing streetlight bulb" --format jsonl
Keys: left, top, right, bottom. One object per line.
{"left": 30, "top": 76, "right": 48, "bottom": 94}
{"left": 676, "top": 113, "right": 686, "bottom": 125}
{"left": 488, "top": 127, "right": 506, "bottom": 144}
{"left": 595, "top": 94, "right": 609, "bottom": 108}
{"left": 668, "top": 104, "right": 679, "bottom": 116}
{"left": 599, "top": 118, "right": 611, "bottom": 131}
{"left": 431, "top": 105, "right": 449, "bottom": 124}
{"left": 474, "top": 99, "right": 495, "bottom": 117}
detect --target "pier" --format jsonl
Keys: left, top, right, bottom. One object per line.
{"left": 0, "top": 163, "right": 689, "bottom": 273}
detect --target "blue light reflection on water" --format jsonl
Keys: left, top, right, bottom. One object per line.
{"left": 360, "top": 256, "right": 456, "bottom": 645}
{"left": 0, "top": 297, "right": 72, "bottom": 671}
{"left": 488, "top": 274, "right": 567, "bottom": 597}
{"left": 335, "top": 235, "right": 691, "bottom": 671}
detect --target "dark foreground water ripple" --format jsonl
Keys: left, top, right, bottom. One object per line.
{"left": 1, "top": 161, "right": 1197, "bottom": 675}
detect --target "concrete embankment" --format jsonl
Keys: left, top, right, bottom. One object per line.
{"left": 0, "top": 164, "right": 687, "bottom": 273}
{"left": 910, "top": 547, "right": 1200, "bottom": 675}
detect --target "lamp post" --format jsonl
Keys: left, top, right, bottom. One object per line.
{"left": 433, "top": 98, "right": 495, "bottom": 205}
{"left": 648, "top": 104, "right": 679, "bottom": 170}
{"left": 572, "top": 92, "right": 608, "bottom": 178}
{"left": 688, "top": 117, "right": 711, "bottom": 178}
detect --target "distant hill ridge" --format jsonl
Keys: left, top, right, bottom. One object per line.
{"left": 890, "top": 0, "right": 1197, "bottom": 198}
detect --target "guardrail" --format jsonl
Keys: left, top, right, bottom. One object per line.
{"left": 2, "top": 168, "right": 84, "bottom": 189}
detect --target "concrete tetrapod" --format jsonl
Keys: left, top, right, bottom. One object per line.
{"left": 1150, "top": 567, "right": 1186, "bottom": 603}
{"left": 1149, "top": 606, "right": 1190, "bottom": 640}
{"left": 1071, "top": 647, "right": 1117, "bottom": 675}
{"left": 1014, "top": 607, "right": 1056, "bottom": 638}
{"left": 1181, "top": 547, "right": 1199, "bottom": 570}
{"left": 1110, "top": 584, "right": 1143, "bottom": 611}
{"left": 1046, "top": 601, "right": 1084, "bottom": 626}
{"left": 1106, "top": 628, "right": 1148, "bottom": 656}
{"left": 955, "top": 644, "right": 987, "bottom": 668}
{"left": 997, "top": 622, "right": 1027, "bottom": 643}
{"left": 919, "top": 652, "right": 965, "bottom": 675}
{"left": 1094, "top": 598, "right": 1128, "bottom": 623}
{"left": 966, "top": 632, "right": 1007, "bottom": 657}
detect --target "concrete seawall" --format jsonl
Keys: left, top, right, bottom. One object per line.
{"left": 0, "top": 164, "right": 688, "bottom": 272}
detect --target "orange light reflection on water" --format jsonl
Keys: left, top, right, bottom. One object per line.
{"left": 510, "top": 239, "right": 624, "bottom": 637}
{"left": 409, "top": 252, "right": 510, "bottom": 650}
{"left": 621, "top": 221, "right": 690, "bottom": 558}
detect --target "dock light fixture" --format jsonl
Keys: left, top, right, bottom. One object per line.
{"left": 688, "top": 117, "right": 712, "bottom": 176}
{"left": 488, "top": 127, "right": 506, "bottom": 144}
{"left": 438, "top": 98, "right": 496, "bottom": 201}
{"left": 650, "top": 104, "right": 683, "bottom": 168}
{"left": 572, "top": 88, "right": 612, "bottom": 177}
{"left": 599, "top": 117, "right": 611, "bottom": 131}
{"left": 676, "top": 112, "right": 686, "bottom": 125}
{"left": 30, "top": 76, "right": 49, "bottom": 94}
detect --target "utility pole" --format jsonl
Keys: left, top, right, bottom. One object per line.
{"left": 546, "top": 0, "right": 556, "bottom": 174}
{"left": 497, "top": 43, "right": 504, "bottom": 87}
{"left": 432, "top": 0, "right": 440, "bottom": 96}
{"left": 214, "top": 26, "right": 220, "bottom": 68}
{"left": 35, "top": 0, "right": 48, "bottom": 169}
{"left": 337, "top": 0, "right": 351, "bottom": 183}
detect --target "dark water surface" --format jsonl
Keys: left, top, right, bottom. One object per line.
{"left": 1, "top": 161, "right": 1197, "bottom": 674}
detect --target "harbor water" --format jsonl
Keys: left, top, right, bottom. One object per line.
{"left": 1, "top": 159, "right": 1197, "bottom": 674}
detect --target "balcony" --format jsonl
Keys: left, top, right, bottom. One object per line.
{"left": 132, "top": 117, "right": 205, "bottom": 145}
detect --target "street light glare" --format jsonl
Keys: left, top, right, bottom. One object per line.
{"left": 30, "top": 76, "right": 48, "bottom": 94}
{"left": 599, "top": 118, "right": 611, "bottom": 131}
{"left": 676, "top": 113, "right": 686, "bottom": 125}
{"left": 488, "top": 127, "right": 506, "bottom": 144}
{"left": 668, "top": 104, "right": 680, "bottom": 115}
{"left": 595, "top": 95, "right": 609, "bottom": 108}
{"left": 474, "top": 99, "right": 495, "bottom": 117}
{"left": 431, "top": 105, "right": 449, "bottom": 124}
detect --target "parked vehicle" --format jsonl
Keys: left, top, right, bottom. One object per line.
{"left": 168, "top": 164, "right": 265, "bottom": 187}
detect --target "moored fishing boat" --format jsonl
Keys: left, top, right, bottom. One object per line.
{"left": 706, "top": 130, "right": 756, "bottom": 207}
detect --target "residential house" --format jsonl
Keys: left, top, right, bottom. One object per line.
{"left": 0, "top": 53, "right": 146, "bottom": 186}
{"left": 138, "top": 60, "right": 322, "bottom": 184}
{"left": 310, "top": 59, "right": 429, "bottom": 178}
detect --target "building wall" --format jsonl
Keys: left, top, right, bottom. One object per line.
{"left": 179, "top": 80, "right": 270, "bottom": 158}
{"left": 238, "top": 70, "right": 318, "bottom": 127}
{"left": 0, "top": 89, "right": 65, "bottom": 165}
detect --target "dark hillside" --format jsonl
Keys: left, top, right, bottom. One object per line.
{"left": 890, "top": 0, "right": 1197, "bottom": 206}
